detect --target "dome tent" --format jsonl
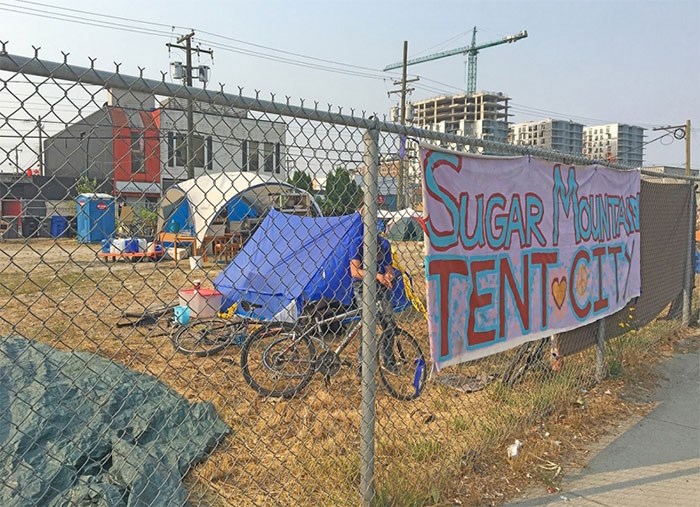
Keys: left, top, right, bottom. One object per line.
{"left": 157, "top": 172, "right": 321, "bottom": 242}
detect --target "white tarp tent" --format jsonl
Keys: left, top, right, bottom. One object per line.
{"left": 157, "top": 172, "right": 321, "bottom": 242}
{"left": 377, "top": 209, "right": 395, "bottom": 220}
{"left": 384, "top": 207, "right": 423, "bottom": 241}
{"left": 384, "top": 207, "right": 419, "bottom": 229}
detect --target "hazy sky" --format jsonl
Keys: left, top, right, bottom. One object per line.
{"left": 1, "top": 0, "right": 699, "bottom": 169}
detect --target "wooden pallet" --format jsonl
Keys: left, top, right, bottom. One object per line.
{"left": 98, "top": 251, "right": 164, "bottom": 262}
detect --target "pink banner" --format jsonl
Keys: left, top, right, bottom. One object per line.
{"left": 421, "top": 146, "right": 641, "bottom": 370}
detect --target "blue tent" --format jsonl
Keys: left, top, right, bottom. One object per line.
{"left": 164, "top": 195, "right": 260, "bottom": 236}
{"left": 214, "top": 210, "right": 411, "bottom": 322}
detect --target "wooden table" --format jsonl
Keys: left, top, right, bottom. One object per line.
{"left": 158, "top": 232, "right": 198, "bottom": 263}
{"left": 205, "top": 233, "right": 246, "bottom": 262}
{"left": 200, "top": 235, "right": 219, "bottom": 263}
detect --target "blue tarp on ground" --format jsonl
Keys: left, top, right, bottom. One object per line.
{"left": 213, "top": 210, "right": 411, "bottom": 322}
{"left": 0, "top": 336, "right": 230, "bottom": 507}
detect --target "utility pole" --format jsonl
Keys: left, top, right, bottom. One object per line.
{"left": 686, "top": 119, "right": 691, "bottom": 177}
{"left": 166, "top": 32, "right": 213, "bottom": 180}
{"left": 13, "top": 147, "right": 22, "bottom": 174}
{"left": 387, "top": 41, "right": 419, "bottom": 209}
{"left": 653, "top": 121, "right": 692, "bottom": 176}
{"left": 37, "top": 116, "right": 43, "bottom": 175}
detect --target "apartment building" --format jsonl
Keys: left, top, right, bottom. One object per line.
{"left": 583, "top": 123, "right": 645, "bottom": 166}
{"left": 509, "top": 119, "right": 584, "bottom": 155}
{"left": 412, "top": 92, "right": 510, "bottom": 145}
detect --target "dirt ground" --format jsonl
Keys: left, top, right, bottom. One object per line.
{"left": 0, "top": 238, "right": 691, "bottom": 506}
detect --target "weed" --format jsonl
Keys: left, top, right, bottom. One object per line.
{"left": 453, "top": 415, "right": 469, "bottom": 433}
{"left": 407, "top": 438, "right": 442, "bottom": 463}
{"left": 607, "top": 355, "right": 624, "bottom": 377}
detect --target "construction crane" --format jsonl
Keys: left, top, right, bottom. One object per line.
{"left": 384, "top": 27, "right": 528, "bottom": 94}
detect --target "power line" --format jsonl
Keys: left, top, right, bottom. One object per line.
{"left": 0, "top": 4, "right": 175, "bottom": 39}
{"left": 409, "top": 73, "right": 677, "bottom": 129}
{"left": 402, "top": 71, "right": 686, "bottom": 131}
{"left": 0, "top": 4, "right": 395, "bottom": 83}
{"left": 509, "top": 103, "right": 665, "bottom": 129}
{"left": 197, "top": 33, "right": 392, "bottom": 76}
{"left": 411, "top": 75, "right": 463, "bottom": 93}
{"left": 6, "top": 0, "right": 401, "bottom": 81}
{"left": 410, "top": 29, "right": 474, "bottom": 59}
{"left": 16, "top": 0, "right": 402, "bottom": 77}
{"left": 411, "top": 80, "right": 687, "bottom": 133}
{"left": 15, "top": 0, "right": 184, "bottom": 30}
{"left": 201, "top": 40, "right": 389, "bottom": 81}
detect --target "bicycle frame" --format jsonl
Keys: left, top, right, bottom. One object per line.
{"left": 277, "top": 307, "right": 363, "bottom": 362}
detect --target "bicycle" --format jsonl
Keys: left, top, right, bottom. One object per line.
{"left": 171, "top": 301, "right": 261, "bottom": 357}
{"left": 240, "top": 306, "right": 427, "bottom": 400}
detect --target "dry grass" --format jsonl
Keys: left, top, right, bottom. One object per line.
{"left": 0, "top": 238, "right": 693, "bottom": 506}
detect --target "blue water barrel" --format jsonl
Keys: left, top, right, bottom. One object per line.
{"left": 50, "top": 216, "right": 69, "bottom": 238}
{"left": 125, "top": 238, "right": 139, "bottom": 253}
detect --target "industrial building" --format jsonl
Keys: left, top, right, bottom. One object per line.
{"left": 509, "top": 119, "right": 584, "bottom": 155}
{"left": 156, "top": 97, "right": 287, "bottom": 189}
{"left": 43, "top": 89, "right": 165, "bottom": 206}
{"left": 583, "top": 123, "right": 645, "bottom": 166}
{"left": 43, "top": 88, "right": 289, "bottom": 205}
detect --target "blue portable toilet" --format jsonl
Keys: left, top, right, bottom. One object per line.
{"left": 75, "top": 193, "right": 116, "bottom": 243}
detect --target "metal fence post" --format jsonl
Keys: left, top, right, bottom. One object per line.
{"left": 360, "top": 124, "right": 379, "bottom": 506}
{"left": 595, "top": 318, "right": 606, "bottom": 382}
{"left": 682, "top": 189, "right": 695, "bottom": 326}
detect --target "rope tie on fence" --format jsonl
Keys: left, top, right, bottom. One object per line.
{"left": 391, "top": 246, "right": 428, "bottom": 320}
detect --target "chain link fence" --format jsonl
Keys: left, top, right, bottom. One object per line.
{"left": 1, "top": 47, "right": 696, "bottom": 506}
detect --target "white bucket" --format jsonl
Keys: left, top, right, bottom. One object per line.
{"left": 166, "top": 247, "right": 188, "bottom": 261}
{"left": 189, "top": 255, "right": 203, "bottom": 270}
{"left": 110, "top": 238, "right": 126, "bottom": 253}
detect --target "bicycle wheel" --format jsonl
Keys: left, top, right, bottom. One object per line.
{"left": 378, "top": 329, "right": 427, "bottom": 401}
{"left": 240, "top": 322, "right": 316, "bottom": 399}
{"left": 502, "top": 338, "right": 548, "bottom": 388}
{"left": 172, "top": 319, "right": 241, "bottom": 357}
